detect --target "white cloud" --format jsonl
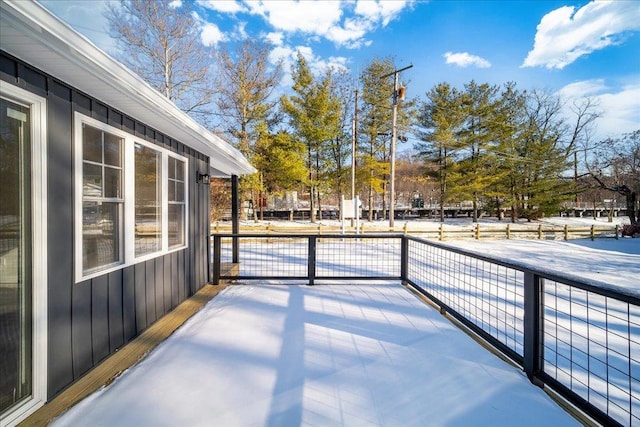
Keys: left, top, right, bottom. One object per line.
{"left": 354, "top": 0, "right": 410, "bottom": 26}
{"left": 558, "top": 79, "right": 640, "bottom": 139}
{"left": 168, "top": 0, "right": 182, "bottom": 9}
{"left": 197, "top": 0, "right": 245, "bottom": 14}
{"left": 265, "top": 32, "right": 284, "bottom": 47}
{"left": 244, "top": 0, "right": 412, "bottom": 49}
{"left": 201, "top": 23, "right": 226, "bottom": 46}
{"left": 443, "top": 52, "right": 491, "bottom": 68}
{"left": 246, "top": 1, "right": 342, "bottom": 33}
{"left": 268, "top": 44, "right": 350, "bottom": 89}
{"left": 234, "top": 21, "right": 248, "bottom": 40}
{"left": 523, "top": 1, "right": 640, "bottom": 69}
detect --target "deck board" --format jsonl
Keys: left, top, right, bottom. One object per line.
{"left": 19, "top": 263, "right": 238, "bottom": 426}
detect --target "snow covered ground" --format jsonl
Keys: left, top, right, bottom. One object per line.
{"left": 443, "top": 238, "right": 639, "bottom": 291}
{"left": 52, "top": 216, "right": 637, "bottom": 426}
{"left": 52, "top": 285, "right": 580, "bottom": 427}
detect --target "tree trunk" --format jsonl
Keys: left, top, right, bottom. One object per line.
{"left": 381, "top": 181, "right": 387, "bottom": 221}
{"left": 472, "top": 193, "right": 478, "bottom": 223}
{"left": 627, "top": 191, "right": 637, "bottom": 225}
{"left": 310, "top": 185, "right": 316, "bottom": 223}
{"left": 368, "top": 185, "right": 373, "bottom": 222}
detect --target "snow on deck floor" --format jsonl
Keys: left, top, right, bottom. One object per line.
{"left": 52, "top": 284, "right": 579, "bottom": 426}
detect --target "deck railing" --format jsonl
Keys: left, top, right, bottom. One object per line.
{"left": 210, "top": 233, "right": 639, "bottom": 427}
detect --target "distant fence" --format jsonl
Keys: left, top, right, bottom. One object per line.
{"left": 211, "top": 233, "right": 639, "bottom": 427}
{"left": 211, "top": 222, "right": 621, "bottom": 241}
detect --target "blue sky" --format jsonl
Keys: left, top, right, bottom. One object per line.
{"left": 40, "top": 0, "right": 640, "bottom": 141}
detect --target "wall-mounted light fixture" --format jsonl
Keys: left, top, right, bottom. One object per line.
{"left": 197, "top": 172, "right": 210, "bottom": 185}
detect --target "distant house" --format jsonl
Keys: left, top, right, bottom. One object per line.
{"left": 0, "top": 1, "right": 254, "bottom": 425}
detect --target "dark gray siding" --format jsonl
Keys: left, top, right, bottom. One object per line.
{"left": 1, "top": 51, "right": 212, "bottom": 399}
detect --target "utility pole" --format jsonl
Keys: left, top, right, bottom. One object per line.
{"left": 350, "top": 89, "right": 358, "bottom": 228}
{"left": 381, "top": 64, "right": 412, "bottom": 227}
{"left": 352, "top": 88, "right": 358, "bottom": 201}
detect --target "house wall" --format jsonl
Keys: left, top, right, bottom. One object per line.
{"left": 1, "top": 51, "right": 211, "bottom": 399}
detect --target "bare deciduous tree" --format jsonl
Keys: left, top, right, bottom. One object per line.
{"left": 105, "top": 0, "right": 214, "bottom": 122}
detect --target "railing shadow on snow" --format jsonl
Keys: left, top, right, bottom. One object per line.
{"left": 210, "top": 233, "right": 639, "bottom": 427}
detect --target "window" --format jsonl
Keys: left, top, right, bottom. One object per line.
{"left": 0, "top": 81, "right": 48, "bottom": 427}
{"left": 75, "top": 113, "right": 188, "bottom": 281}
{"left": 168, "top": 156, "right": 186, "bottom": 248}
{"left": 135, "top": 143, "right": 162, "bottom": 256}
{"left": 81, "top": 125, "right": 123, "bottom": 272}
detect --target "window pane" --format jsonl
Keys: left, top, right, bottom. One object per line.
{"left": 104, "top": 167, "right": 121, "bottom": 198}
{"left": 135, "top": 144, "right": 161, "bottom": 256}
{"left": 168, "top": 181, "right": 175, "bottom": 202}
{"left": 168, "top": 204, "right": 184, "bottom": 248}
{"left": 175, "top": 159, "right": 184, "bottom": 180}
{"left": 82, "top": 201, "right": 121, "bottom": 272}
{"left": 103, "top": 132, "right": 122, "bottom": 167}
{"left": 176, "top": 181, "right": 184, "bottom": 202}
{"left": 83, "top": 163, "right": 102, "bottom": 198}
{"left": 168, "top": 157, "right": 176, "bottom": 179}
{"left": 82, "top": 125, "right": 102, "bottom": 163}
{"left": 0, "top": 97, "right": 33, "bottom": 413}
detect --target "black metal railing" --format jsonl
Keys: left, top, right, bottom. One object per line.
{"left": 210, "top": 233, "right": 639, "bottom": 427}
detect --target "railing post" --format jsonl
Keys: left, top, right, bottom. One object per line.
{"left": 231, "top": 174, "right": 240, "bottom": 263}
{"left": 523, "top": 271, "right": 543, "bottom": 385}
{"left": 308, "top": 236, "right": 316, "bottom": 286}
{"left": 212, "top": 235, "right": 221, "bottom": 285}
{"left": 401, "top": 236, "right": 409, "bottom": 283}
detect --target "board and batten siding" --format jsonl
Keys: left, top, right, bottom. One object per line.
{"left": 1, "top": 51, "right": 212, "bottom": 399}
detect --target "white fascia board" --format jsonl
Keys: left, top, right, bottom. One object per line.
{"left": 1, "top": 0, "right": 256, "bottom": 176}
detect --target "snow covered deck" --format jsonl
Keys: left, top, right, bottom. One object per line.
{"left": 51, "top": 284, "right": 579, "bottom": 426}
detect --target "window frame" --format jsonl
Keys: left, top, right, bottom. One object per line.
{"left": 0, "top": 81, "right": 48, "bottom": 427}
{"left": 74, "top": 113, "right": 189, "bottom": 283}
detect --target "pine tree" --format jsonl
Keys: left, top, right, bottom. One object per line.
{"left": 416, "top": 83, "right": 466, "bottom": 222}
{"left": 281, "top": 53, "right": 341, "bottom": 222}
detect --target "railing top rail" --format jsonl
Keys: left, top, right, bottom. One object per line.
{"left": 404, "top": 235, "right": 639, "bottom": 303}
{"left": 211, "top": 233, "right": 405, "bottom": 239}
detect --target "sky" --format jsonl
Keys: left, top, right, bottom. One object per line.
{"left": 39, "top": 0, "right": 640, "bottom": 142}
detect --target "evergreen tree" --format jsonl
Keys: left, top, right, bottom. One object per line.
{"left": 454, "top": 81, "right": 501, "bottom": 222}
{"left": 281, "top": 53, "right": 341, "bottom": 222}
{"left": 254, "top": 130, "right": 307, "bottom": 195}
{"left": 516, "top": 90, "right": 574, "bottom": 220}
{"left": 359, "top": 58, "right": 393, "bottom": 220}
{"left": 357, "top": 57, "right": 415, "bottom": 220}
{"left": 416, "top": 83, "right": 466, "bottom": 222}
{"left": 323, "top": 70, "right": 355, "bottom": 211}
{"left": 212, "top": 39, "right": 283, "bottom": 220}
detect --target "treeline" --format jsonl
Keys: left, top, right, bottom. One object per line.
{"left": 105, "top": 2, "right": 638, "bottom": 224}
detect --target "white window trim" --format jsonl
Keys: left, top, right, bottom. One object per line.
{"left": 0, "top": 82, "right": 48, "bottom": 427}
{"left": 74, "top": 112, "right": 188, "bottom": 283}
